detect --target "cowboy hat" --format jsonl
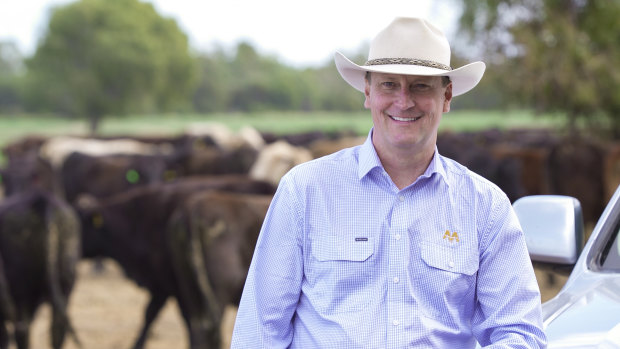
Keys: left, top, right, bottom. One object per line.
{"left": 335, "top": 17, "right": 486, "bottom": 96}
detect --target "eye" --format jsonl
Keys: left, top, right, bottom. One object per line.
{"left": 381, "top": 81, "right": 396, "bottom": 89}
{"left": 412, "top": 83, "right": 431, "bottom": 91}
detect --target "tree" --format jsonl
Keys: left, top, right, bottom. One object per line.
{"left": 193, "top": 47, "right": 233, "bottom": 113}
{"left": 457, "top": 0, "right": 620, "bottom": 137}
{"left": 227, "top": 42, "right": 306, "bottom": 112}
{"left": 0, "top": 41, "right": 24, "bottom": 112}
{"left": 24, "top": 0, "right": 197, "bottom": 133}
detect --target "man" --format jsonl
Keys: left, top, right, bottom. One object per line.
{"left": 231, "top": 17, "right": 546, "bottom": 348}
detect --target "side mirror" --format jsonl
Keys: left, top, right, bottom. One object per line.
{"left": 513, "top": 195, "right": 584, "bottom": 265}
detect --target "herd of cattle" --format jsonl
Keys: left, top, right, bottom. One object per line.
{"left": 0, "top": 122, "right": 616, "bottom": 349}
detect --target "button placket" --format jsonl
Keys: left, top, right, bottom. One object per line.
{"left": 387, "top": 190, "right": 408, "bottom": 336}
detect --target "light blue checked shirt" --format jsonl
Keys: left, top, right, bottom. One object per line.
{"left": 232, "top": 131, "right": 546, "bottom": 348}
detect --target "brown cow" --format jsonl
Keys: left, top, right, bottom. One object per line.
{"left": 74, "top": 175, "right": 275, "bottom": 349}
{"left": 249, "top": 140, "right": 313, "bottom": 187}
{"left": 167, "top": 190, "right": 272, "bottom": 348}
{"left": 1, "top": 135, "right": 48, "bottom": 163}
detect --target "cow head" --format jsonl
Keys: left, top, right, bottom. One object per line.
{"left": 0, "top": 155, "right": 56, "bottom": 197}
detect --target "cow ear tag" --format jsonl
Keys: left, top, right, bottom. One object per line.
{"left": 164, "top": 170, "right": 177, "bottom": 181}
{"left": 126, "top": 169, "right": 140, "bottom": 184}
{"left": 92, "top": 213, "right": 104, "bottom": 228}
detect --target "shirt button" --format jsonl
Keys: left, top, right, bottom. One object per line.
{"left": 393, "top": 277, "right": 399, "bottom": 283}
{"left": 394, "top": 234, "right": 401, "bottom": 240}
{"left": 399, "top": 195, "right": 405, "bottom": 202}
{"left": 392, "top": 319, "right": 400, "bottom": 326}
{"left": 448, "top": 261, "right": 455, "bottom": 268}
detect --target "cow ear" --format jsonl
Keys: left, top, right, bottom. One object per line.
{"left": 75, "top": 194, "right": 99, "bottom": 212}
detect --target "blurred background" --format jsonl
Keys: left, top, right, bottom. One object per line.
{"left": 0, "top": 0, "right": 615, "bottom": 135}
{"left": 0, "top": 0, "right": 619, "bottom": 348}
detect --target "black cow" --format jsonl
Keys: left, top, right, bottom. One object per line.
{"left": 1, "top": 154, "right": 58, "bottom": 198}
{"left": 548, "top": 137, "right": 605, "bottom": 226}
{"left": 437, "top": 131, "right": 526, "bottom": 202}
{"left": 0, "top": 189, "right": 81, "bottom": 349}
{"left": 167, "top": 190, "right": 272, "bottom": 347}
{"left": 74, "top": 175, "right": 275, "bottom": 349}
{"left": 60, "top": 151, "right": 180, "bottom": 204}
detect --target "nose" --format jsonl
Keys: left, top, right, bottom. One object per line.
{"left": 394, "top": 86, "right": 415, "bottom": 109}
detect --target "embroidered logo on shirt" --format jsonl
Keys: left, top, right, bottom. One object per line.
{"left": 442, "top": 230, "right": 459, "bottom": 242}
{"left": 355, "top": 237, "right": 368, "bottom": 242}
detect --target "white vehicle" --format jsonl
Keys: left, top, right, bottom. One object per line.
{"left": 513, "top": 185, "right": 620, "bottom": 348}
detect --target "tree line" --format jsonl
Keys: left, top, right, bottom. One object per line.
{"left": 0, "top": 0, "right": 618, "bottom": 137}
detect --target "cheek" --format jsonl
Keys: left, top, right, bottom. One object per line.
{"left": 365, "top": 92, "right": 392, "bottom": 110}
{"left": 420, "top": 97, "right": 444, "bottom": 114}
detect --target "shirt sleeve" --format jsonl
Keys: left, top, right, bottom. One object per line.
{"left": 231, "top": 173, "right": 304, "bottom": 348}
{"left": 472, "top": 193, "right": 547, "bottom": 348}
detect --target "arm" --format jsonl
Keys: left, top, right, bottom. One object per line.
{"left": 231, "top": 174, "right": 304, "bottom": 348}
{"left": 473, "top": 195, "right": 547, "bottom": 348}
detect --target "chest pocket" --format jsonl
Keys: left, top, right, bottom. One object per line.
{"left": 420, "top": 241, "right": 479, "bottom": 275}
{"left": 412, "top": 241, "right": 479, "bottom": 323}
{"left": 308, "top": 235, "right": 377, "bottom": 314}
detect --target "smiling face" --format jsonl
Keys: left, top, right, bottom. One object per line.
{"left": 364, "top": 72, "right": 452, "bottom": 159}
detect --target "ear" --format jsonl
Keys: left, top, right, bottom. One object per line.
{"left": 364, "top": 79, "right": 371, "bottom": 109}
{"left": 443, "top": 83, "right": 453, "bottom": 113}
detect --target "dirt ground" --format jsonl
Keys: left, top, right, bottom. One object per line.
{"left": 22, "top": 259, "right": 567, "bottom": 349}
{"left": 25, "top": 259, "right": 236, "bottom": 349}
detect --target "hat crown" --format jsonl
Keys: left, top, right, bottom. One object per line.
{"left": 368, "top": 17, "right": 451, "bottom": 67}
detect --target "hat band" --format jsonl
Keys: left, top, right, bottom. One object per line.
{"left": 365, "top": 57, "right": 452, "bottom": 71}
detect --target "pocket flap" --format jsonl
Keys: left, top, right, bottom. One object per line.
{"left": 314, "top": 235, "right": 374, "bottom": 262}
{"left": 420, "top": 241, "right": 479, "bottom": 275}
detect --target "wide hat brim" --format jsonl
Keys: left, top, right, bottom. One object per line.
{"left": 335, "top": 51, "right": 486, "bottom": 97}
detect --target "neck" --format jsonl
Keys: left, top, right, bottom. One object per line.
{"left": 376, "top": 144, "right": 434, "bottom": 190}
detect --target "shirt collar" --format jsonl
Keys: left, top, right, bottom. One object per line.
{"left": 358, "top": 129, "right": 383, "bottom": 180}
{"left": 422, "top": 147, "right": 449, "bottom": 186}
{"left": 358, "top": 128, "right": 449, "bottom": 186}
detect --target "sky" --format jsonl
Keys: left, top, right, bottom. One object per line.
{"left": 0, "top": 0, "right": 461, "bottom": 68}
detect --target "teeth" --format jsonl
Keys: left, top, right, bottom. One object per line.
{"left": 391, "top": 115, "right": 421, "bottom": 122}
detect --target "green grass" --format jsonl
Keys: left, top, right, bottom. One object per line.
{"left": 439, "top": 110, "right": 564, "bottom": 132}
{"left": 0, "top": 109, "right": 563, "bottom": 150}
{"left": 97, "top": 111, "right": 376, "bottom": 136}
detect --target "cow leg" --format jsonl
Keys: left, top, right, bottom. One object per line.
{"left": 131, "top": 293, "right": 168, "bottom": 349}
{"left": 188, "top": 316, "right": 220, "bottom": 349}
{"left": 169, "top": 229, "right": 221, "bottom": 348}
{"left": 13, "top": 317, "right": 30, "bottom": 349}
{"left": 0, "top": 320, "right": 8, "bottom": 349}
{"left": 50, "top": 305, "right": 68, "bottom": 349}
{"left": 171, "top": 257, "right": 220, "bottom": 349}
{"left": 176, "top": 297, "right": 221, "bottom": 349}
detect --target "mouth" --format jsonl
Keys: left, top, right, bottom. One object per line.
{"left": 389, "top": 114, "right": 423, "bottom": 122}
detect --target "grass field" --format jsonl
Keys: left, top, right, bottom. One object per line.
{"left": 0, "top": 109, "right": 563, "bottom": 149}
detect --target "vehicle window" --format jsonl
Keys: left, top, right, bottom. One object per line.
{"left": 600, "top": 224, "right": 620, "bottom": 271}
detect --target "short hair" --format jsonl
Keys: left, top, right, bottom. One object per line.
{"left": 365, "top": 71, "right": 451, "bottom": 87}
